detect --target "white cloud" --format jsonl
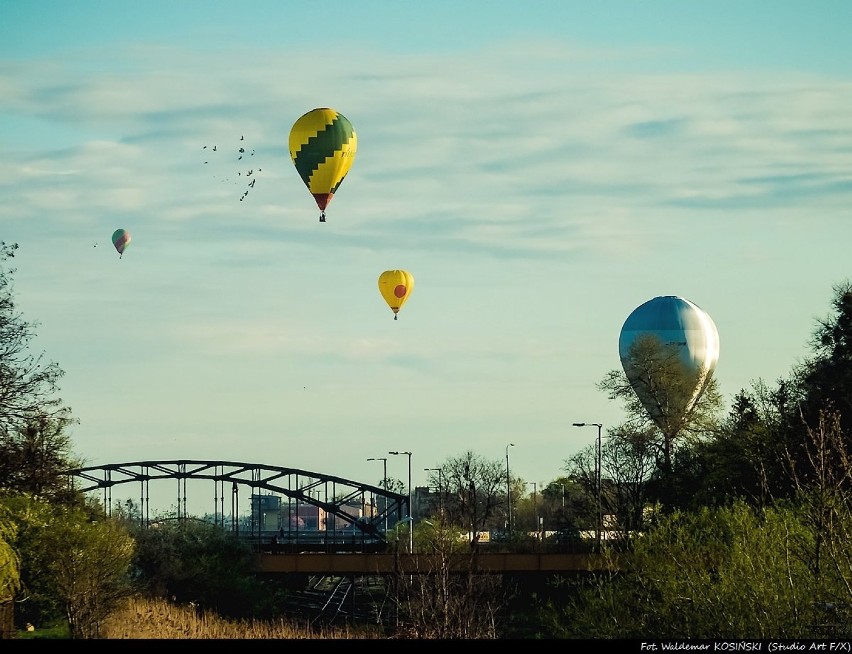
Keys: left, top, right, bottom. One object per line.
{"left": 2, "top": 28, "right": 852, "bottom": 498}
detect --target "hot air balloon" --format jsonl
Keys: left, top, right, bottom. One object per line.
{"left": 618, "top": 295, "right": 719, "bottom": 439}
{"left": 112, "top": 229, "right": 131, "bottom": 258}
{"left": 378, "top": 270, "right": 414, "bottom": 320}
{"left": 289, "top": 107, "right": 357, "bottom": 223}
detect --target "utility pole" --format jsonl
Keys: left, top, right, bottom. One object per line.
{"left": 505, "top": 443, "right": 515, "bottom": 535}
{"left": 367, "top": 457, "right": 388, "bottom": 533}
{"left": 389, "top": 450, "right": 413, "bottom": 553}
{"left": 573, "top": 422, "right": 603, "bottom": 552}
{"left": 424, "top": 467, "right": 444, "bottom": 515}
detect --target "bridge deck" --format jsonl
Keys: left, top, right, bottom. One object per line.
{"left": 256, "top": 552, "right": 615, "bottom": 574}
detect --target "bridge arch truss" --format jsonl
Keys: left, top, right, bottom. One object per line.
{"left": 65, "top": 459, "right": 407, "bottom": 545}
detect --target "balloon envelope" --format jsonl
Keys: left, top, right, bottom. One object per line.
{"left": 378, "top": 270, "right": 414, "bottom": 320}
{"left": 289, "top": 107, "right": 357, "bottom": 221}
{"left": 111, "top": 229, "right": 131, "bottom": 257}
{"left": 618, "top": 295, "right": 719, "bottom": 431}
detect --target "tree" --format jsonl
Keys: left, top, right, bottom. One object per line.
{"left": 3, "top": 492, "right": 135, "bottom": 638}
{"left": 129, "top": 517, "right": 283, "bottom": 620}
{"left": 564, "top": 423, "right": 658, "bottom": 537}
{"left": 552, "top": 501, "right": 839, "bottom": 639}
{"left": 433, "top": 451, "right": 505, "bottom": 546}
{"left": 381, "top": 477, "right": 405, "bottom": 495}
{"left": 601, "top": 424, "right": 658, "bottom": 533}
{"left": 802, "top": 280, "right": 852, "bottom": 430}
{"left": 0, "top": 501, "right": 21, "bottom": 639}
{"left": 540, "top": 477, "right": 588, "bottom": 531}
{"left": 598, "top": 338, "right": 723, "bottom": 509}
{"left": 50, "top": 511, "right": 136, "bottom": 638}
{"left": 397, "top": 515, "right": 511, "bottom": 638}
{"left": 0, "top": 242, "right": 80, "bottom": 502}
{"left": 543, "top": 407, "right": 852, "bottom": 639}
{"left": 779, "top": 280, "right": 852, "bottom": 484}
{"left": 677, "top": 280, "right": 852, "bottom": 508}
{"left": 0, "top": 243, "right": 72, "bottom": 434}
{"left": 0, "top": 412, "right": 83, "bottom": 503}
{"left": 786, "top": 408, "right": 852, "bottom": 613}
{"left": 665, "top": 382, "right": 790, "bottom": 510}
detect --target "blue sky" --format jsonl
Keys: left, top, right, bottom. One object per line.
{"left": 2, "top": 2, "right": 851, "bottom": 514}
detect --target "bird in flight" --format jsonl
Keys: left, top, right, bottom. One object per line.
{"left": 201, "top": 136, "right": 262, "bottom": 201}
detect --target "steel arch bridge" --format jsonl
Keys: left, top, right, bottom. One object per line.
{"left": 65, "top": 459, "right": 407, "bottom": 545}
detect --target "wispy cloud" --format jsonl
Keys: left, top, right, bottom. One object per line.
{"left": 2, "top": 22, "right": 851, "bottom": 499}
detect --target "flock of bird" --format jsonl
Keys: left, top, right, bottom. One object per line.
{"left": 202, "top": 135, "right": 262, "bottom": 201}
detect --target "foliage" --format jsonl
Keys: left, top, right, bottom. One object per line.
{"left": 53, "top": 512, "right": 136, "bottom": 638}
{"left": 548, "top": 405, "right": 852, "bottom": 639}
{"left": 412, "top": 515, "right": 467, "bottom": 554}
{"left": 2, "top": 492, "right": 135, "bottom": 638}
{"left": 554, "top": 502, "right": 819, "bottom": 638}
{"left": 12, "top": 618, "right": 70, "bottom": 639}
{"left": 601, "top": 336, "right": 723, "bottom": 444}
{"left": 776, "top": 279, "right": 852, "bottom": 490}
{"left": 0, "top": 502, "right": 21, "bottom": 603}
{"left": 0, "top": 242, "right": 73, "bottom": 437}
{"left": 0, "top": 242, "right": 82, "bottom": 506}
{"left": 786, "top": 409, "right": 852, "bottom": 617}
{"left": 800, "top": 280, "right": 852, "bottom": 432}
{"left": 565, "top": 423, "right": 659, "bottom": 534}
{"left": 665, "top": 279, "right": 852, "bottom": 510}
{"left": 666, "top": 383, "right": 787, "bottom": 510}
{"left": 3, "top": 492, "right": 72, "bottom": 628}
{"left": 538, "top": 477, "right": 590, "bottom": 532}
{"left": 551, "top": 476, "right": 852, "bottom": 640}
{"left": 5, "top": 241, "right": 852, "bottom": 639}
{"left": 431, "top": 451, "right": 506, "bottom": 543}
{"left": 597, "top": 338, "right": 723, "bottom": 511}
{"left": 393, "top": 515, "right": 512, "bottom": 639}
{"left": 129, "top": 516, "right": 290, "bottom": 621}
{"left": 381, "top": 476, "right": 405, "bottom": 495}
{"left": 0, "top": 413, "right": 84, "bottom": 504}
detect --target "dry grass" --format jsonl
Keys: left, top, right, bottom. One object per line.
{"left": 100, "top": 596, "right": 387, "bottom": 639}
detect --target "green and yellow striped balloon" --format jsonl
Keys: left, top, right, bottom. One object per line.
{"left": 289, "top": 107, "right": 357, "bottom": 222}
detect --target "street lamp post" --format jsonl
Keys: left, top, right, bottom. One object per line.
{"left": 367, "top": 457, "right": 388, "bottom": 533}
{"left": 389, "top": 450, "right": 413, "bottom": 553}
{"left": 526, "top": 481, "right": 538, "bottom": 533}
{"left": 424, "top": 468, "right": 444, "bottom": 515}
{"left": 573, "top": 422, "right": 603, "bottom": 552}
{"left": 505, "top": 443, "right": 515, "bottom": 536}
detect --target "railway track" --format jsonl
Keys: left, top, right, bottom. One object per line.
{"left": 281, "top": 575, "right": 394, "bottom": 629}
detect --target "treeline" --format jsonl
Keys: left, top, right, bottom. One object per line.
{"left": 0, "top": 241, "right": 339, "bottom": 639}
{"left": 3, "top": 237, "right": 852, "bottom": 638}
